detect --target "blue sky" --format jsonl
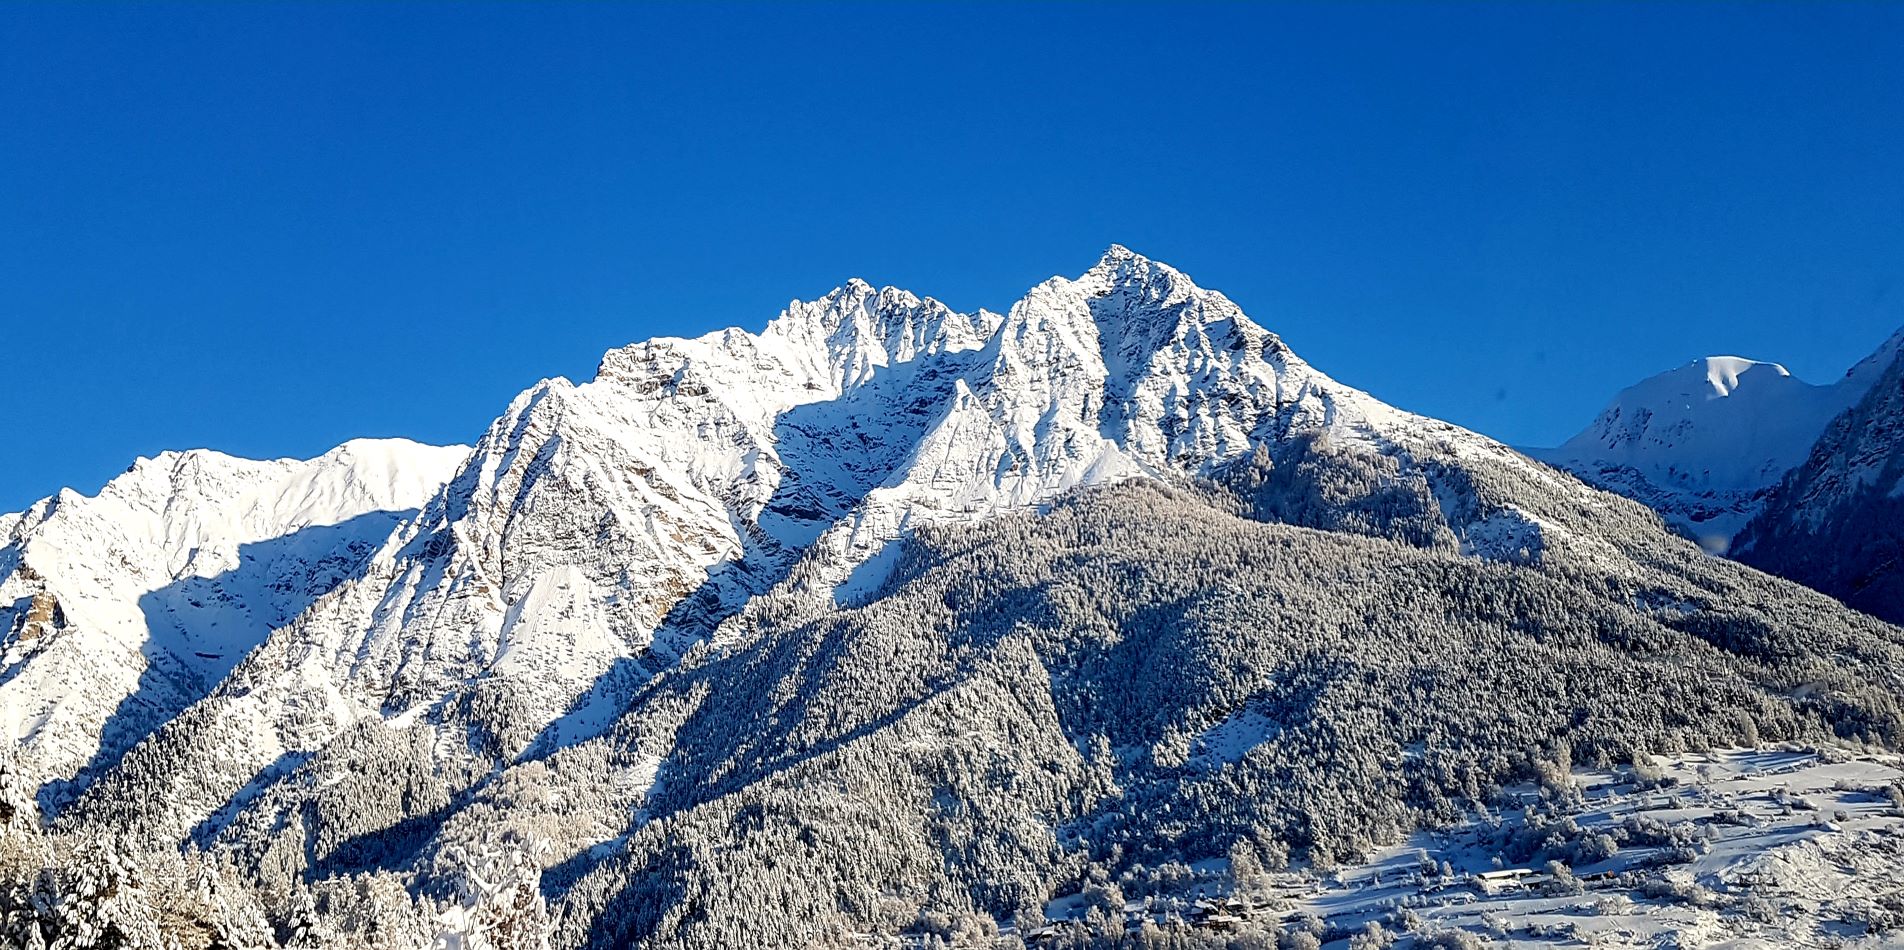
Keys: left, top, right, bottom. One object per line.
{"left": 2, "top": 2, "right": 1900, "bottom": 511}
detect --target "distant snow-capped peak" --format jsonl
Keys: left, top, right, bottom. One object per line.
{"left": 1533, "top": 337, "right": 1896, "bottom": 553}
{"left": 1701, "top": 355, "right": 1791, "bottom": 397}
{"left": 1544, "top": 355, "right": 1838, "bottom": 491}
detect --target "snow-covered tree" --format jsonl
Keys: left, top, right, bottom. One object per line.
{"left": 280, "top": 887, "right": 331, "bottom": 948}
{"left": 434, "top": 830, "right": 551, "bottom": 950}
{"left": 30, "top": 837, "right": 163, "bottom": 949}
{"left": 0, "top": 746, "right": 36, "bottom": 834}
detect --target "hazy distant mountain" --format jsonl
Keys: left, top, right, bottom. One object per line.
{"left": 1538, "top": 326, "right": 1904, "bottom": 627}
{"left": 4, "top": 250, "right": 1902, "bottom": 950}
{"left": 1530, "top": 334, "right": 1901, "bottom": 554}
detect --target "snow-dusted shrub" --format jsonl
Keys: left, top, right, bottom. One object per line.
{"left": 1629, "top": 757, "right": 1672, "bottom": 790}
{"left": 1347, "top": 919, "right": 1394, "bottom": 949}
{"left": 1417, "top": 927, "right": 1490, "bottom": 949}
{"left": 1278, "top": 930, "right": 1321, "bottom": 950}
{"left": 433, "top": 830, "right": 552, "bottom": 950}
{"left": 1636, "top": 873, "right": 1721, "bottom": 908}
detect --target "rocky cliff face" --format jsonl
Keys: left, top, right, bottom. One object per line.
{"left": 11, "top": 592, "right": 62, "bottom": 642}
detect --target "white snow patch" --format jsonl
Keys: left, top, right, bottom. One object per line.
{"left": 1191, "top": 708, "right": 1280, "bottom": 767}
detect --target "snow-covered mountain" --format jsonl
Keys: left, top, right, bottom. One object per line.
{"left": 1531, "top": 333, "right": 1902, "bottom": 553}
{"left": 0, "top": 438, "right": 468, "bottom": 797}
{"left": 60, "top": 247, "right": 1662, "bottom": 845}
{"left": 1735, "top": 328, "right": 1904, "bottom": 623}
{"left": 12, "top": 248, "right": 1904, "bottom": 950}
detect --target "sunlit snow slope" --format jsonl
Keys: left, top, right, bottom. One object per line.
{"left": 0, "top": 438, "right": 468, "bottom": 797}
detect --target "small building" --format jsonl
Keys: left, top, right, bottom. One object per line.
{"left": 1470, "top": 868, "right": 1551, "bottom": 896}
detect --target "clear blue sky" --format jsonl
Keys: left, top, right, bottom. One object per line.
{"left": 3, "top": 2, "right": 1901, "bottom": 511}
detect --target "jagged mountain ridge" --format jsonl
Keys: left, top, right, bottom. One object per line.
{"left": 0, "top": 439, "right": 469, "bottom": 798}
{"left": 1531, "top": 333, "right": 1903, "bottom": 553}
{"left": 65, "top": 246, "right": 1659, "bottom": 848}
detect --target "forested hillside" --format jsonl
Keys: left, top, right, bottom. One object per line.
{"left": 544, "top": 482, "right": 1904, "bottom": 948}
{"left": 17, "top": 477, "right": 1897, "bottom": 948}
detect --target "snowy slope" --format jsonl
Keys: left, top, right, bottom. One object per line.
{"left": 1199, "top": 748, "right": 1904, "bottom": 949}
{"left": 1532, "top": 339, "right": 1897, "bottom": 553}
{"left": 87, "top": 246, "right": 1663, "bottom": 850}
{"left": 0, "top": 439, "right": 468, "bottom": 797}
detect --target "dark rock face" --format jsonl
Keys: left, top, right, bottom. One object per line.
{"left": 19, "top": 592, "right": 61, "bottom": 639}
{"left": 1737, "top": 338, "right": 1904, "bottom": 624}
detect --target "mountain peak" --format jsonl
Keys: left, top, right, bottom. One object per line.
{"left": 1087, "top": 246, "right": 1225, "bottom": 317}
{"left": 1845, "top": 324, "right": 1904, "bottom": 389}
{"left": 1683, "top": 355, "right": 1794, "bottom": 399}
{"left": 755, "top": 279, "right": 989, "bottom": 392}
{"left": 1086, "top": 243, "right": 1172, "bottom": 281}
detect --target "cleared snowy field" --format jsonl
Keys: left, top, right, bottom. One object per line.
{"left": 1299, "top": 748, "right": 1904, "bottom": 947}
{"left": 1029, "top": 748, "right": 1904, "bottom": 948}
